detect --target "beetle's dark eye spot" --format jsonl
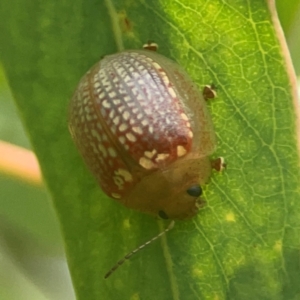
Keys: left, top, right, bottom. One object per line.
{"left": 187, "top": 185, "right": 202, "bottom": 197}
{"left": 158, "top": 210, "right": 169, "bottom": 220}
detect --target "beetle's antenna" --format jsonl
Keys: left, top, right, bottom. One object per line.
{"left": 104, "top": 220, "right": 175, "bottom": 279}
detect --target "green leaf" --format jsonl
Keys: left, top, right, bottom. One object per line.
{"left": 277, "top": 0, "right": 300, "bottom": 75}
{"left": 276, "top": 0, "right": 300, "bottom": 33}
{"left": 1, "top": 0, "right": 299, "bottom": 299}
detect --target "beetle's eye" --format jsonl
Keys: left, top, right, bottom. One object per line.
{"left": 158, "top": 210, "right": 169, "bottom": 220}
{"left": 186, "top": 185, "right": 202, "bottom": 197}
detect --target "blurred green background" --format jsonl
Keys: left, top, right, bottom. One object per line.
{"left": 0, "top": 2, "right": 299, "bottom": 299}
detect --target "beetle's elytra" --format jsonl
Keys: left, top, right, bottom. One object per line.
{"left": 68, "top": 49, "right": 217, "bottom": 220}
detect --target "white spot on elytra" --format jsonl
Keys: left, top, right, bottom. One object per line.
{"left": 111, "top": 125, "right": 116, "bottom": 134}
{"left": 91, "top": 129, "right": 101, "bottom": 141}
{"left": 118, "top": 136, "right": 126, "bottom": 144}
{"left": 177, "top": 145, "right": 187, "bottom": 157}
{"left": 158, "top": 96, "right": 165, "bottom": 102}
{"left": 169, "top": 88, "right": 177, "bottom": 98}
{"left": 126, "top": 132, "right": 136, "bottom": 142}
{"left": 113, "top": 99, "right": 121, "bottom": 105}
{"left": 123, "top": 75, "right": 131, "bottom": 83}
{"left": 118, "top": 106, "right": 126, "bottom": 113}
{"left": 132, "top": 87, "right": 138, "bottom": 95}
{"left": 108, "top": 147, "right": 117, "bottom": 157}
{"left": 124, "top": 96, "right": 130, "bottom": 102}
{"left": 109, "top": 91, "right": 117, "bottom": 98}
{"left": 98, "top": 144, "right": 107, "bottom": 158}
{"left": 113, "top": 176, "right": 124, "bottom": 190}
{"left": 98, "top": 92, "right": 105, "bottom": 99}
{"left": 119, "top": 124, "right": 128, "bottom": 132}
{"left": 152, "top": 62, "right": 161, "bottom": 70}
{"left": 161, "top": 74, "right": 170, "bottom": 85}
{"left": 112, "top": 193, "right": 121, "bottom": 199}
{"left": 132, "top": 127, "right": 143, "bottom": 134}
{"left": 91, "top": 143, "right": 99, "bottom": 154}
{"left": 155, "top": 153, "right": 170, "bottom": 162}
{"left": 102, "top": 99, "right": 110, "bottom": 108}
{"left": 139, "top": 157, "right": 155, "bottom": 169}
{"left": 122, "top": 111, "right": 130, "bottom": 120}
{"left": 113, "top": 116, "right": 120, "bottom": 125}
{"left": 103, "top": 82, "right": 112, "bottom": 92}
{"left": 115, "top": 169, "right": 133, "bottom": 182}
{"left": 136, "top": 94, "right": 143, "bottom": 101}
{"left": 181, "top": 113, "right": 189, "bottom": 121}
{"left": 109, "top": 110, "right": 115, "bottom": 119}
{"left": 141, "top": 119, "right": 149, "bottom": 126}
{"left": 144, "top": 149, "right": 157, "bottom": 159}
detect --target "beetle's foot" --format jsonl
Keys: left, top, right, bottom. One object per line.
{"left": 195, "top": 197, "right": 206, "bottom": 209}
{"left": 203, "top": 84, "right": 217, "bottom": 101}
{"left": 143, "top": 41, "right": 158, "bottom": 52}
{"left": 211, "top": 157, "right": 226, "bottom": 172}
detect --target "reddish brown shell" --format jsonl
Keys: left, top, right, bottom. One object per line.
{"left": 69, "top": 50, "right": 216, "bottom": 219}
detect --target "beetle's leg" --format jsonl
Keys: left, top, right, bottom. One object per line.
{"left": 143, "top": 41, "right": 158, "bottom": 52}
{"left": 211, "top": 157, "right": 226, "bottom": 172}
{"left": 203, "top": 84, "right": 217, "bottom": 101}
